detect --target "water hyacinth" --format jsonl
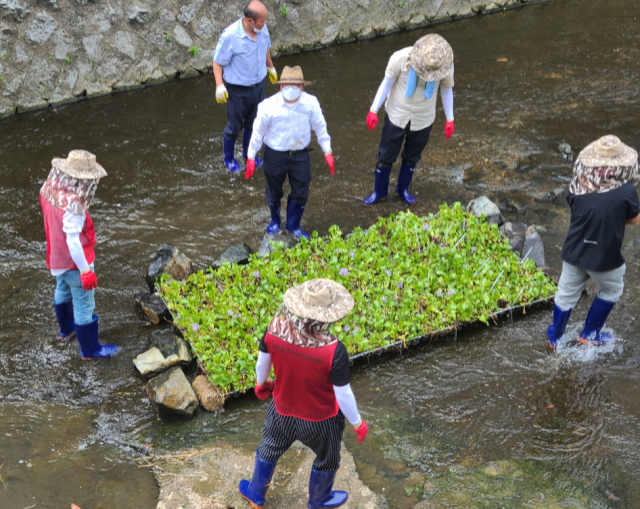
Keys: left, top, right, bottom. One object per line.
{"left": 448, "top": 289, "right": 456, "bottom": 296}
{"left": 160, "top": 204, "right": 556, "bottom": 394}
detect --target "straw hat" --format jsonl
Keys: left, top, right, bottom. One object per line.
{"left": 52, "top": 150, "right": 107, "bottom": 179}
{"left": 577, "top": 135, "right": 638, "bottom": 168}
{"left": 275, "top": 65, "right": 311, "bottom": 85}
{"left": 283, "top": 278, "right": 354, "bottom": 323}
{"left": 408, "top": 33, "right": 454, "bottom": 82}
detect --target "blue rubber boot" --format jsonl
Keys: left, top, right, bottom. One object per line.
{"left": 308, "top": 468, "right": 348, "bottom": 509}
{"left": 54, "top": 299, "right": 76, "bottom": 340}
{"left": 579, "top": 296, "right": 615, "bottom": 345}
{"left": 75, "top": 315, "right": 119, "bottom": 360}
{"left": 363, "top": 166, "right": 391, "bottom": 206}
{"left": 223, "top": 135, "right": 242, "bottom": 172}
{"left": 266, "top": 201, "right": 281, "bottom": 234}
{"left": 242, "top": 130, "right": 263, "bottom": 168}
{"left": 285, "top": 196, "right": 310, "bottom": 240}
{"left": 238, "top": 449, "right": 278, "bottom": 509}
{"left": 396, "top": 162, "right": 416, "bottom": 205}
{"left": 547, "top": 304, "right": 572, "bottom": 349}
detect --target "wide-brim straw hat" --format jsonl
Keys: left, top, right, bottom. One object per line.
{"left": 409, "top": 33, "right": 454, "bottom": 82}
{"left": 276, "top": 65, "right": 311, "bottom": 85}
{"left": 283, "top": 278, "right": 354, "bottom": 323}
{"left": 52, "top": 150, "right": 107, "bottom": 179}
{"left": 577, "top": 135, "right": 638, "bottom": 168}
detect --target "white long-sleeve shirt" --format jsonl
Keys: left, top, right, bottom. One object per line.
{"left": 248, "top": 91, "right": 332, "bottom": 158}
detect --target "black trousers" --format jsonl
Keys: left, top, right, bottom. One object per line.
{"left": 376, "top": 114, "right": 433, "bottom": 168}
{"left": 263, "top": 145, "right": 312, "bottom": 207}
{"left": 258, "top": 399, "right": 346, "bottom": 472}
{"left": 223, "top": 81, "right": 266, "bottom": 138}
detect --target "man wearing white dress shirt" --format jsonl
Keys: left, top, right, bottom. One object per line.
{"left": 245, "top": 65, "right": 335, "bottom": 240}
{"left": 213, "top": 0, "right": 278, "bottom": 172}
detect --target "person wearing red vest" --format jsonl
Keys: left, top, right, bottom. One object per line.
{"left": 239, "top": 279, "right": 368, "bottom": 509}
{"left": 39, "top": 150, "right": 119, "bottom": 359}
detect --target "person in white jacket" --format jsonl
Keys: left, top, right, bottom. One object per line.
{"left": 364, "top": 33, "right": 455, "bottom": 206}
{"left": 39, "top": 150, "right": 118, "bottom": 359}
{"left": 238, "top": 279, "right": 367, "bottom": 509}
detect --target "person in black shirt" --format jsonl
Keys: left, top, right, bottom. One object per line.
{"left": 548, "top": 135, "right": 640, "bottom": 348}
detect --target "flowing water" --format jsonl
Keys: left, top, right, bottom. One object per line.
{"left": 2, "top": 0, "right": 640, "bottom": 507}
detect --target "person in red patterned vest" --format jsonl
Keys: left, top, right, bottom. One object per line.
{"left": 238, "top": 278, "right": 368, "bottom": 509}
{"left": 39, "top": 150, "right": 119, "bottom": 360}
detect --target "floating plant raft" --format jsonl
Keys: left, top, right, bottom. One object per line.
{"left": 159, "top": 204, "right": 556, "bottom": 396}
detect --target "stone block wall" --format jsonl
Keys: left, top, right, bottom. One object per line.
{"left": 0, "top": 0, "right": 545, "bottom": 118}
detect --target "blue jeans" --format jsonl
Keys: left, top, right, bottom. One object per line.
{"left": 54, "top": 270, "right": 95, "bottom": 325}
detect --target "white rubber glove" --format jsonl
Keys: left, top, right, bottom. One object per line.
{"left": 216, "top": 84, "right": 228, "bottom": 104}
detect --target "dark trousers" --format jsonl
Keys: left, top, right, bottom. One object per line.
{"left": 263, "top": 145, "right": 312, "bottom": 206}
{"left": 258, "top": 399, "right": 346, "bottom": 472}
{"left": 376, "top": 114, "right": 433, "bottom": 168}
{"left": 223, "top": 81, "right": 266, "bottom": 138}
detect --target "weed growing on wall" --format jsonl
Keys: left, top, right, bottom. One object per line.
{"left": 160, "top": 204, "right": 555, "bottom": 395}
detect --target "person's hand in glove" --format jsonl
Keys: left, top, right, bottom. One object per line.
{"left": 267, "top": 67, "right": 278, "bottom": 84}
{"left": 325, "top": 153, "right": 335, "bottom": 175}
{"left": 366, "top": 111, "right": 378, "bottom": 131}
{"left": 245, "top": 158, "right": 256, "bottom": 180}
{"left": 216, "top": 84, "right": 229, "bottom": 104}
{"left": 80, "top": 270, "right": 98, "bottom": 291}
{"left": 255, "top": 380, "right": 274, "bottom": 400}
{"left": 444, "top": 120, "right": 455, "bottom": 140}
{"left": 354, "top": 419, "right": 368, "bottom": 443}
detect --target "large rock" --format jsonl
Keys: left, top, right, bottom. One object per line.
{"left": 145, "top": 366, "right": 199, "bottom": 420}
{"left": 522, "top": 228, "right": 546, "bottom": 268}
{"left": 134, "top": 292, "right": 174, "bottom": 325}
{"left": 211, "top": 243, "right": 254, "bottom": 269}
{"left": 258, "top": 231, "right": 300, "bottom": 257}
{"left": 146, "top": 243, "right": 194, "bottom": 292}
{"left": 466, "top": 196, "right": 505, "bottom": 226}
{"left": 0, "top": 0, "right": 32, "bottom": 23}
{"left": 499, "top": 222, "right": 526, "bottom": 255}
{"left": 25, "top": 11, "right": 57, "bottom": 44}
{"left": 191, "top": 374, "right": 224, "bottom": 411}
{"left": 133, "top": 329, "right": 192, "bottom": 378}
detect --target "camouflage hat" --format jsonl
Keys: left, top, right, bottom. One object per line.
{"left": 577, "top": 135, "right": 638, "bottom": 168}
{"left": 408, "top": 33, "right": 454, "bottom": 82}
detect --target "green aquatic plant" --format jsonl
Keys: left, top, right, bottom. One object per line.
{"left": 160, "top": 204, "right": 555, "bottom": 395}
{"left": 188, "top": 46, "right": 199, "bottom": 57}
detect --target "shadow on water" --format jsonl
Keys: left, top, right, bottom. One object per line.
{"left": 1, "top": 0, "right": 640, "bottom": 506}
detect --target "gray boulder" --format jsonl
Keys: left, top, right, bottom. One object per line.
{"left": 212, "top": 243, "right": 254, "bottom": 269}
{"left": 522, "top": 228, "right": 546, "bottom": 268}
{"left": 0, "top": 0, "right": 32, "bottom": 23}
{"left": 145, "top": 367, "right": 199, "bottom": 420}
{"left": 467, "top": 196, "right": 505, "bottom": 226}
{"left": 147, "top": 243, "right": 194, "bottom": 292}
{"left": 127, "top": 5, "right": 151, "bottom": 24}
{"left": 192, "top": 374, "right": 224, "bottom": 412}
{"left": 134, "top": 292, "right": 173, "bottom": 325}
{"left": 258, "top": 231, "right": 300, "bottom": 257}
{"left": 133, "top": 329, "right": 192, "bottom": 378}
{"left": 499, "top": 222, "right": 526, "bottom": 255}
{"left": 25, "top": 11, "right": 57, "bottom": 44}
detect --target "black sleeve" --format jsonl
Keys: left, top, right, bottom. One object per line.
{"left": 627, "top": 185, "right": 640, "bottom": 219}
{"left": 330, "top": 342, "right": 351, "bottom": 386}
{"left": 259, "top": 330, "right": 269, "bottom": 353}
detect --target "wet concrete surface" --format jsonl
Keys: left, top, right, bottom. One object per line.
{"left": 1, "top": 0, "right": 640, "bottom": 507}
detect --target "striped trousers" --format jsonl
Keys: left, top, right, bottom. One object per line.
{"left": 258, "top": 399, "right": 346, "bottom": 472}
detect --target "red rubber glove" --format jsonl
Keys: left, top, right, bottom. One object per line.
{"left": 255, "top": 381, "right": 274, "bottom": 400}
{"left": 444, "top": 120, "right": 455, "bottom": 140}
{"left": 325, "top": 153, "right": 335, "bottom": 175}
{"left": 80, "top": 270, "right": 98, "bottom": 291}
{"left": 245, "top": 158, "right": 256, "bottom": 180}
{"left": 354, "top": 420, "right": 368, "bottom": 443}
{"left": 366, "top": 111, "right": 378, "bottom": 131}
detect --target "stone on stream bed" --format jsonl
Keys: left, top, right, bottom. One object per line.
{"left": 133, "top": 329, "right": 192, "bottom": 379}
{"left": 499, "top": 221, "right": 526, "bottom": 255}
{"left": 191, "top": 375, "right": 224, "bottom": 412}
{"left": 466, "top": 196, "right": 504, "bottom": 226}
{"left": 146, "top": 243, "right": 194, "bottom": 292}
{"left": 522, "top": 227, "right": 547, "bottom": 268}
{"left": 134, "top": 292, "right": 173, "bottom": 325}
{"left": 145, "top": 366, "right": 199, "bottom": 420}
{"left": 211, "top": 243, "right": 254, "bottom": 269}
{"left": 258, "top": 231, "right": 300, "bottom": 257}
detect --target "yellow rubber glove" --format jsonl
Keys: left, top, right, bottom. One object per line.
{"left": 216, "top": 84, "right": 228, "bottom": 104}
{"left": 267, "top": 67, "right": 278, "bottom": 84}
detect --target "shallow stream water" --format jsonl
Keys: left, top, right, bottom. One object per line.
{"left": 2, "top": 0, "right": 640, "bottom": 507}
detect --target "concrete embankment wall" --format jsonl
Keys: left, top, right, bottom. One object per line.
{"left": 0, "top": 0, "right": 547, "bottom": 118}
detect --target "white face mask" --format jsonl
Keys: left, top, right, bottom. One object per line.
{"left": 282, "top": 85, "right": 302, "bottom": 102}
{"left": 251, "top": 20, "right": 264, "bottom": 33}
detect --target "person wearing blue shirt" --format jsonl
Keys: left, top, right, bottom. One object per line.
{"left": 213, "top": 0, "right": 278, "bottom": 172}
